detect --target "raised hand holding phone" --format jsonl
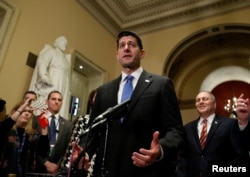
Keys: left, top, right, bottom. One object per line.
{"left": 30, "top": 100, "right": 48, "bottom": 110}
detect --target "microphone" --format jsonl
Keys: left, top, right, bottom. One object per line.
{"left": 93, "top": 99, "right": 131, "bottom": 123}
{"left": 78, "top": 99, "right": 131, "bottom": 138}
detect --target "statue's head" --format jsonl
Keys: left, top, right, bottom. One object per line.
{"left": 54, "top": 36, "right": 68, "bottom": 52}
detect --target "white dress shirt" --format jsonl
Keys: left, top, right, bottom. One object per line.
{"left": 197, "top": 113, "right": 215, "bottom": 138}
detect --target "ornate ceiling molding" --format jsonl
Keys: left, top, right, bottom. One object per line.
{"left": 77, "top": 0, "right": 250, "bottom": 36}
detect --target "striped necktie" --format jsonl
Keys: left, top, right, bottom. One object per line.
{"left": 200, "top": 119, "right": 207, "bottom": 149}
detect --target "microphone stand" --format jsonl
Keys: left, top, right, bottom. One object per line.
{"left": 69, "top": 118, "right": 108, "bottom": 177}
{"left": 75, "top": 100, "right": 131, "bottom": 177}
{"left": 100, "top": 121, "right": 109, "bottom": 177}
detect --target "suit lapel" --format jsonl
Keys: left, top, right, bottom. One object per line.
{"left": 128, "top": 71, "right": 153, "bottom": 110}
{"left": 118, "top": 71, "right": 152, "bottom": 125}
{"left": 110, "top": 76, "right": 121, "bottom": 104}
{"left": 203, "top": 116, "right": 221, "bottom": 150}
{"left": 56, "top": 117, "right": 65, "bottom": 144}
{"left": 110, "top": 76, "right": 125, "bottom": 126}
{"left": 191, "top": 118, "right": 201, "bottom": 149}
{"left": 112, "top": 71, "right": 153, "bottom": 110}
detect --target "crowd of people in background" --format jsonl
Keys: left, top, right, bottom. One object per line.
{"left": 0, "top": 97, "right": 36, "bottom": 177}
{"left": 0, "top": 30, "right": 249, "bottom": 177}
{"left": 0, "top": 90, "right": 73, "bottom": 177}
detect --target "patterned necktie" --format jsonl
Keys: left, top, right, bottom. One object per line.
{"left": 49, "top": 115, "right": 56, "bottom": 144}
{"left": 120, "top": 75, "right": 134, "bottom": 122}
{"left": 199, "top": 119, "right": 207, "bottom": 149}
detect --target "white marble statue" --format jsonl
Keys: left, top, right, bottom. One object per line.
{"left": 29, "top": 36, "right": 71, "bottom": 119}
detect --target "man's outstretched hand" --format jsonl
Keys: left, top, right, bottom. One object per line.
{"left": 132, "top": 131, "right": 161, "bottom": 167}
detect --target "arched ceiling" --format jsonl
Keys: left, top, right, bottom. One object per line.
{"left": 164, "top": 24, "right": 250, "bottom": 109}
{"left": 165, "top": 25, "right": 250, "bottom": 80}
{"left": 76, "top": 0, "right": 250, "bottom": 36}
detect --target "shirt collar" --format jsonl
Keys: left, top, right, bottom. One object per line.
{"left": 121, "top": 67, "right": 143, "bottom": 82}
{"left": 199, "top": 113, "right": 215, "bottom": 125}
{"left": 48, "top": 112, "right": 60, "bottom": 120}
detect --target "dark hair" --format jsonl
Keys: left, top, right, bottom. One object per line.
{"left": 0, "top": 98, "right": 6, "bottom": 112}
{"left": 86, "top": 89, "right": 97, "bottom": 114}
{"left": 116, "top": 30, "right": 143, "bottom": 50}
{"left": 23, "top": 91, "right": 37, "bottom": 99}
{"left": 47, "top": 90, "right": 62, "bottom": 99}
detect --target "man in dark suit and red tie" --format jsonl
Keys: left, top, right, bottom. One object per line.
{"left": 177, "top": 91, "right": 242, "bottom": 177}
{"left": 76, "top": 30, "right": 185, "bottom": 177}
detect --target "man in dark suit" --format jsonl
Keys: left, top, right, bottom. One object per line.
{"left": 35, "top": 91, "right": 73, "bottom": 174}
{"left": 77, "top": 30, "right": 184, "bottom": 177}
{"left": 236, "top": 94, "right": 250, "bottom": 163}
{"left": 177, "top": 91, "right": 242, "bottom": 177}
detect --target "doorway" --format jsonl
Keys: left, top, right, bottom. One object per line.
{"left": 69, "top": 51, "right": 106, "bottom": 121}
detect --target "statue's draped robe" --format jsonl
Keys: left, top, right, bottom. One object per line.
{"left": 29, "top": 44, "right": 71, "bottom": 119}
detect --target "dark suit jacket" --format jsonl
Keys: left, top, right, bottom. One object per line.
{"left": 240, "top": 116, "right": 250, "bottom": 162}
{"left": 36, "top": 116, "right": 73, "bottom": 173}
{"left": 80, "top": 70, "right": 184, "bottom": 177}
{"left": 177, "top": 115, "right": 242, "bottom": 177}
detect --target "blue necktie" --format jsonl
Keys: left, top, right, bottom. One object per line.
{"left": 120, "top": 75, "right": 134, "bottom": 122}
{"left": 49, "top": 115, "right": 56, "bottom": 145}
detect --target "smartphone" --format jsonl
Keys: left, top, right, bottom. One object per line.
{"left": 31, "top": 100, "right": 48, "bottom": 110}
